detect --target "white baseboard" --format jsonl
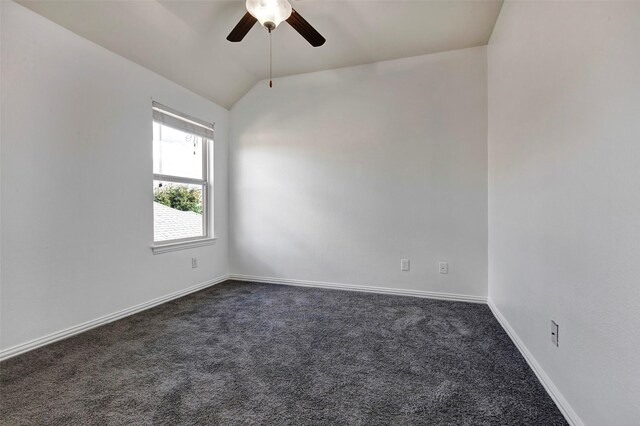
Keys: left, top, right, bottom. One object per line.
{"left": 487, "top": 299, "right": 584, "bottom": 426}
{"left": 228, "top": 274, "right": 487, "bottom": 304}
{"left": 0, "top": 275, "right": 229, "bottom": 362}
{"left": 1, "top": 274, "right": 580, "bottom": 425}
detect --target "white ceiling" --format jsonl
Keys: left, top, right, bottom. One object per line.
{"left": 18, "top": 0, "right": 503, "bottom": 108}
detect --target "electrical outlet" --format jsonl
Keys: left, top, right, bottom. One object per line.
{"left": 439, "top": 262, "right": 448, "bottom": 274}
{"left": 191, "top": 257, "right": 198, "bottom": 269}
{"left": 551, "top": 320, "right": 559, "bottom": 346}
{"left": 401, "top": 259, "right": 410, "bottom": 271}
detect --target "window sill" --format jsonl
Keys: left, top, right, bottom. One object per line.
{"left": 151, "top": 238, "right": 217, "bottom": 255}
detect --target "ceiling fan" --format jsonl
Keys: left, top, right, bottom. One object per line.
{"left": 227, "top": 0, "right": 326, "bottom": 47}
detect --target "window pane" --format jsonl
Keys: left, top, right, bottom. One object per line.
{"left": 153, "top": 122, "right": 204, "bottom": 179}
{"left": 153, "top": 180, "right": 204, "bottom": 242}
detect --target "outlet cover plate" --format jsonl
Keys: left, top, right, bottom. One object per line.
{"left": 401, "top": 259, "right": 410, "bottom": 271}
{"left": 551, "top": 320, "right": 559, "bottom": 346}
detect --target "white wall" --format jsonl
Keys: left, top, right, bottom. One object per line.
{"left": 0, "top": 2, "right": 229, "bottom": 352}
{"left": 230, "top": 47, "right": 487, "bottom": 298}
{"left": 488, "top": 2, "right": 640, "bottom": 424}
{"left": 4, "top": 1, "right": 638, "bottom": 422}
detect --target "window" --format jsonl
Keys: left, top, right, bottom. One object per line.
{"left": 152, "top": 102, "right": 215, "bottom": 252}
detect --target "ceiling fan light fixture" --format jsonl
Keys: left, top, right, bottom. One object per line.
{"left": 246, "top": 0, "right": 292, "bottom": 30}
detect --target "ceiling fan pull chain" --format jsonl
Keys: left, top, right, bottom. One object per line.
{"left": 269, "top": 28, "right": 273, "bottom": 88}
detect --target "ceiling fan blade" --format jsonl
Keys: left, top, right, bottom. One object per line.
{"left": 227, "top": 12, "right": 258, "bottom": 42}
{"left": 286, "top": 9, "right": 325, "bottom": 47}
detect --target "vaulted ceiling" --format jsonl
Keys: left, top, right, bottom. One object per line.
{"left": 18, "top": 0, "right": 503, "bottom": 108}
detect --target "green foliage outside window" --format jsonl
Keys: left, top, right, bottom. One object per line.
{"left": 154, "top": 184, "right": 202, "bottom": 214}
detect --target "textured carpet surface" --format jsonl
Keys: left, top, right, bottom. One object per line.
{"left": 1, "top": 281, "right": 567, "bottom": 425}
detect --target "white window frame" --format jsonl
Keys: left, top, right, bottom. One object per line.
{"left": 151, "top": 102, "right": 216, "bottom": 254}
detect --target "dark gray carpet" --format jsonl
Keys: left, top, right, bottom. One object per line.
{"left": 1, "top": 281, "right": 567, "bottom": 425}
